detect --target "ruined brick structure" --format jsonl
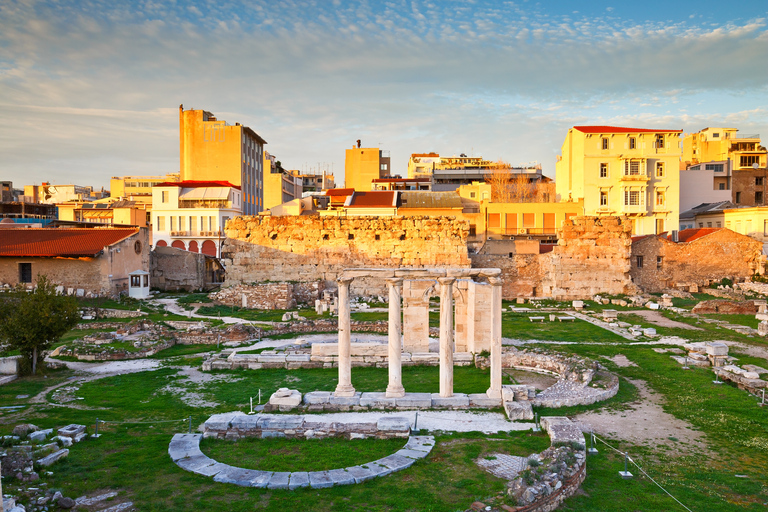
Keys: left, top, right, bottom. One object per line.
{"left": 630, "top": 228, "right": 763, "bottom": 293}
{"left": 221, "top": 216, "right": 470, "bottom": 296}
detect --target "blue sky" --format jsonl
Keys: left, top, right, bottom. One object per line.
{"left": 2, "top": 0, "right": 768, "bottom": 188}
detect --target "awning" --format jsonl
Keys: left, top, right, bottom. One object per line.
{"left": 179, "top": 187, "right": 229, "bottom": 200}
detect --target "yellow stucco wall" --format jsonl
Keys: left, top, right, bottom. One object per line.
{"left": 345, "top": 148, "right": 381, "bottom": 191}
{"left": 179, "top": 109, "right": 243, "bottom": 185}
{"left": 556, "top": 128, "right": 680, "bottom": 235}
{"left": 696, "top": 207, "right": 768, "bottom": 243}
{"left": 263, "top": 153, "right": 284, "bottom": 210}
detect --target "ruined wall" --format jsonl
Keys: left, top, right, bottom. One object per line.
{"left": 222, "top": 216, "right": 470, "bottom": 296}
{"left": 210, "top": 283, "right": 297, "bottom": 310}
{"left": 151, "top": 246, "right": 211, "bottom": 292}
{"left": 539, "top": 216, "right": 637, "bottom": 300}
{"left": 630, "top": 229, "right": 763, "bottom": 293}
{"left": 470, "top": 253, "right": 543, "bottom": 299}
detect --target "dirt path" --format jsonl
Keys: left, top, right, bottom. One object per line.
{"left": 575, "top": 378, "right": 706, "bottom": 453}
{"left": 619, "top": 310, "right": 703, "bottom": 330}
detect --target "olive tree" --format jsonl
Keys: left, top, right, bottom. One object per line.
{"left": 0, "top": 275, "right": 80, "bottom": 375}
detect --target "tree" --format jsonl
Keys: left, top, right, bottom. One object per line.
{"left": 0, "top": 275, "right": 80, "bottom": 375}
{"left": 485, "top": 161, "right": 514, "bottom": 203}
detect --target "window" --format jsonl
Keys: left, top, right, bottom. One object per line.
{"left": 764, "top": 220, "right": 768, "bottom": 236}
{"left": 655, "top": 190, "right": 665, "bottom": 206}
{"left": 716, "top": 222, "right": 721, "bottom": 228}
{"left": 736, "top": 191, "right": 741, "bottom": 204}
{"left": 522, "top": 213, "right": 535, "bottom": 228}
{"left": 636, "top": 255, "right": 643, "bottom": 268}
{"left": 712, "top": 132, "right": 719, "bottom": 138}
{"left": 656, "top": 219, "right": 664, "bottom": 234}
{"left": 131, "top": 275, "right": 142, "bottom": 287}
{"left": 19, "top": 263, "right": 32, "bottom": 283}
{"left": 719, "top": 183, "right": 725, "bottom": 190}
{"left": 707, "top": 222, "right": 712, "bottom": 227}
{"left": 624, "top": 160, "right": 641, "bottom": 176}
{"left": 470, "top": 192, "right": 476, "bottom": 198}
{"left": 741, "top": 155, "right": 760, "bottom": 168}
{"left": 757, "top": 177, "right": 764, "bottom": 186}
{"left": 169, "top": 216, "right": 175, "bottom": 231}
{"left": 757, "top": 191, "right": 764, "bottom": 204}
{"left": 488, "top": 213, "right": 500, "bottom": 228}
{"left": 698, "top": 222, "right": 704, "bottom": 228}
{"left": 600, "top": 191, "right": 608, "bottom": 206}
{"left": 655, "top": 134, "right": 665, "bottom": 148}
{"left": 657, "top": 256, "right": 663, "bottom": 269}
{"left": 157, "top": 216, "right": 165, "bottom": 231}
{"left": 624, "top": 190, "right": 640, "bottom": 206}
{"left": 629, "top": 137, "right": 636, "bottom": 149}
{"left": 655, "top": 162, "right": 664, "bottom": 178}
{"left": 706, "top": 163, "right": 724, "bottom": 173}
{"left": 600, "top": 163, "right": 608, "bottom": 178}
{"left": 469, "top": 225, "right": 476, "bottom": 236}
{"left": 601, "top": 137, "right": 609, "bottom": 150}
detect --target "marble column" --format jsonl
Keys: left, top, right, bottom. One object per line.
{"left": 334, "top": 277, "right": 356, "bottom": 397}
{"left": 438, "top": 277, "right": 456, "bottom": 398}
{"left": 486, "top": 276, "right": 503, "bottom": 399}
{"left": 385, "top": 278, "right": 405, "bottom": 398}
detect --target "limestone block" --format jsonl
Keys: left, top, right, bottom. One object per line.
{"left": 359, "top": 392, "right": 397, "bottom": 408}
{"left": 29, "top": 429, "right": 53, "bottom": 442}
{"left": 430, "top": 393, "right": 469, "bottom": 408}
{"left": 57, "top": 424, "right": 85, "bottom": 439}
{"left": 395, "top": 393, "right": 432, "bottom": 408}
{"left": 303, "top": 391, "right": 332, "bottom": 404}
{"left": 706, "top": 342, "right": 729, "bottom": 356}
{"left": 572, "top": 300, "right": 584, "bottom": 309}
{"left": 377, "top": 416, "right": 411, "bottom": 432}
{"left": 36, "top": 448, "right": 69, "bottom": 467}
{"left": 258, "top": 415, "right": 304, "bottom": 430}
{"left": 468, "top": 394, "right": 502, "bottom": 407}
{"left": 642, "top": 328, "right": 657, "bottom": 336}
{"left": 504, "top": 401, "right": 534, "bottom": 421}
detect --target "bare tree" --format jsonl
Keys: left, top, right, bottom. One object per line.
{"left": 485, "top": 161, "right": 514, "bottom": 203}
{"left": 509, "top": 172, "right": 535, "bottom": 203}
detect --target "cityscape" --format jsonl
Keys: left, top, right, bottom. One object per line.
{"left": 1, "top": 1, "right": 768, "bottom": 512}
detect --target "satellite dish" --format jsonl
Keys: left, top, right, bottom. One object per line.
{"left": 754, "top": 163, "right": 760, "bottom": 169}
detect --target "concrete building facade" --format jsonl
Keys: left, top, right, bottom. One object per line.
{"left": 179, "top": 106, "right": 266, "bottom": 215}
{"left": 556, "top": 125, "right": 682, "bottom": 235}
{"left": 344, "top": 146, "right": 390, "bottom": 191}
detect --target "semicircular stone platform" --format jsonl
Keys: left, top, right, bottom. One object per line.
{"left": 168, "top": 433, "right": 435, "bottom": 489}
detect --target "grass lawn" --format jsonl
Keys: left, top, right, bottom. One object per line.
{"left": 502, "top": 312, "right": 627, "bottom": 343}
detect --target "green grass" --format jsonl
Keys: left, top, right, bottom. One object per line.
{"left": 351, "top": 311, "right": 388, "bottom": 322}
{"left": 670, "top": 292, "right": 730, "bottom": 310}
{"left": 502, "top": 312, "right": 627, "bottom": 343}
{"left": 195, "top": 305, "right": 330, "bottom": 322}
{"left": 150, "top": 344, "right": 216, "bottom": 359}
{"left": 201, "top": 436, "right": 406, "bottom": 472}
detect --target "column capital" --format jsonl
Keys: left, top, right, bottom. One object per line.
{"left": 437, "top": 276, "right": 456, "bottom": 285}
{"left": 488, "top": 276, "right": 503, "bottom": 287}
{"left": 385, "top": 277, "right": 404, "bottom": 286}
{"left": 337, "top": 276, "right": 354, "bottom": 286}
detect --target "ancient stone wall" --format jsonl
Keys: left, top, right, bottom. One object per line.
{"left": 151, "top": 246, "right": 210, "bottom": 292}
{"left": 630, "top": 229, "right": 763, "bottom": 293}
{"left": 470, "top": 253, "right": 543, "bottom": 299}
{"left": 221, "top": 216, "right": 470, "bottom": 296}
{"left": 210, "top": 283, "right": 296, "bottom": 310}
{"left": 540, "top": 216, "right": 637, "bottom": 300}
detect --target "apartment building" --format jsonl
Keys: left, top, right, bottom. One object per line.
{"left": 152, "top": 180, "right": 242, "bottom": 257}
{"left": 407, "top": 153, "right": 543, "bottom": 192}
{"left": 110, "top": 174, "right": 179, "bottom": 203}
{"left": 179, "top": 106, "right": 267, "bottom": 215}
{"left": 556, "top": 125, "right": 682, "bottom": 235}
{"left": 344, "top": 144, "right": 391, "bottom": 191}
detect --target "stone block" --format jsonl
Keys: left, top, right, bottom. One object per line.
{"left": 359, "top": 392, "right": 398, "bottom": 408}
{"left": 430, "top": 393, "right": 470, "bottom": 408}
{"left": 642, "top": 328, "right": 657, "bottom": 336}
{"left": 329, "top": 392, "right": 362, "bottom": 406}
{"left": 168, "top": 433, "right": 204, "bottom": 461}
{"left": 268, "top": 388, "right": 302, "bottom": 408}
{"left": 504, "top": 401, "right": 534, "bottom": 421}
{"left": 345, "top": 464, "right": 378, "bottom": 483}
{"left": 706, "top": 342, "right": 729, "bottom": 356}
{"left": 377, "top": 416, "right": 411, "bottom": 432}
{"left": 288, "top": 471, "right": 310, "bottom": 489}
{"left": 303, "top": 391, "right": 332, "bottom": 405}
{"left": 572, "top": 300, "right": 584, "bottom": 309}
{"left": 204, "top": 412, "right": 243, "bottom": 432}
{"left": 36, "top": 448, "right": 69, "bottom": 467}
{"left": 29, "top": 429, "right": 53, "bottom": 442}
{"left": 308, "top": 471, "right": 335, "bottom": 489}
{"left": 403, "top": 436, "right": 435, "bottom": 453}
{"left": 229, "top": 414, "right": 261, "bottom": 431}
{"left": 395, "top": 393, "right": 432, "bottom": 408}
{"left": 214, "top": 467, "right": 265, "bottom": 486}
{"left": 410, "top": 353, "right": 438, "bottom": 364}
{"left": 176, "top": 454, "right": 218, "bottom": 473}
{"left": 327, "top": 468, "right": 356, "bottom": 486}
{"left": 258, "top": 415, "right": 304, "bottom": 430}
{"left": 57, "top": 424, "right": 86, "bottom": 439}
{"left": 54, "top": 435, "right": 73, "bottom": 447}
{"left": 468, "top": 393, "right": 502, "bottom": 407}
{"left": 267, "top": 471, "right": 291, "bottom": 489}
{"left": 248, "top": 471, "right": 273, "bottom": 488}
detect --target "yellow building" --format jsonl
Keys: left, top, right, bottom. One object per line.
{"left": 682, "top": 128, "right": 767, "bottom": 171}
{"left": 179, "top": 106, "right": 267, "bottom": 215}
{"left": 556, "top": 125, "right": 682, "bottom": 235}
{"left": 110, "top": 174, "right": 179, "bottom": 203}
{"left": 694, "top": 206, "right": 768, "bottom": 244}
{"left": 344, "top": 146, "right": 390, "bottom": 191}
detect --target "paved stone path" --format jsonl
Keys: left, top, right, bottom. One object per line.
{"left": 168, "top": 433, "right": 435, "bottom": 489}
{"left": 476, "top": 454, "right": 529, "bottom": 480}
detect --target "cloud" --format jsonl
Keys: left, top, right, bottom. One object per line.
{"left": 0, "top": 0, "right": 767, "bottom": 187}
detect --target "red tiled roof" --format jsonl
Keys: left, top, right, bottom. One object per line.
{"left": 0, "top": 228, "right": 139, "bottom": 257}
{"left": 573, "top": 126, "right": 683, "bottom": 134}
{"left": 155, "top": 180, "right": 240, "bottom": 190}
{"left": 348, "top": 191, "right": 396, "bottom": 207}
{"left": 325, "top": 188, "right": 354, "bottom": 196}
{"left": 676, "top": 228, "right": 720, "bottom": 243}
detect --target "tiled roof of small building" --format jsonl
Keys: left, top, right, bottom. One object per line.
{"left": 347, "top": 191, "right": 397, "bottom": 207}
{"left": 0, "top": 228, "right": 139, "bottom": 257}
{"left": 676, "top": 228, "right": 720, "bottom": 243}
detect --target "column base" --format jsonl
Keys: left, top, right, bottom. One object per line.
{"left": 385, "top": 385, "right": 405, "bottom": 398}
{"left": 334, "top": 384, "right": 356, "bottom": 397}
{"left": 438, "top": 391, "right": 454, "bottom": 398}
{"left": 486, "top": 388, "right": 502, "bottom": 399}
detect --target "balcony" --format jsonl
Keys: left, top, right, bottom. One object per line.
{"left": 620, "top": 205, "right": 647, "bottom": 215}
{"left": 503, "top": 227, "right": 557, "bottom": 236}
{"left": 169, "top": 231, "right": 220, "bottom": 237}
{"left": 620, "top": 173, "right": 649, "bottom": 182}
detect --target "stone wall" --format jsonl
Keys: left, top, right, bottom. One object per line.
{"left": 210, "top": 283, "right": 297, "bottom": 310}
{"left": 221, "top": 216, "right": 470, "bottom": 296}
{"left": 151, "top": 246, "right": 222, "bottom": 292}
{"left": 470, "top": 254, "right": 543, "bottom": 299}
{"left": 630, "top": 228, "right": 763, "bottom": 293}
{"left": 540, "top": 216, "right": 637, "bottom": 300}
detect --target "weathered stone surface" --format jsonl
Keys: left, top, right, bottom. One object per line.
{"left": 214, "top": 467, "right": 265, "bottom": 486}
{"left": 57, "top": 424, "right": 86, "bottom": 439}
{"left": 168, "top": 433, "right": 204, "bottom": 461}
{"left": 29, "top": 429, "right": 52, "bottom": 442}
{"left": 288, "top": 471, "right": 310, "bottom": 489}
{"left": 12, "top": 423, "right": 38, "bottom": 437}
{"left": 36, "top": 448, "right": 69, "bottom": 467}
{"left": 376, "top": 417, "right": 411, "bottom": 432}
{"left": 539, "top": 417, "right": 585, "bottom": 448}
{"left": 360, "top": 392, "right": 398, "bottom": 408}
{"left": 303, "top": 391, "right": 332, "bottom": 404}
{"left": 375, "top": 454, "right": 414, "bottom": 472}
{"left": 267, "top": 471, "right": 291, "bottom": 489}
{"left": 395, "top": 393, "right": 432, "bottom": 408}
{"left": 328, "top": 393, "right": 362, "bottom": 406}
{"left": 692, "top": 300, "right": 758, "bottom": 315}
{"left": 327, "top": 468, "right": 355, "bottom": 486}
{"left": 430, "top": 393, "right": 470, "bottom": 408}
{"left": 268, "top": 388, "right": 302, "bottom": 408}
{"left": 345, "top": 465, "right": 377, "bottom": 483}
{"left": 308, "top": 471, "right": 334, "bottom": 489}
{"left": 504, "top": 400, "right": 534, "bottom": 421}
{"left": 204, "top": 412, "right": 242, "bottom": 432}
{"left": 468, "top": 393, "right": 502, "bottom": 407}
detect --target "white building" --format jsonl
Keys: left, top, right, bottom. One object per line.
{"left": 151, "top": 180, "right": 242, "bottom": 257}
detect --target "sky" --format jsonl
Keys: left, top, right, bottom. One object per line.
{"left": 2, "top": 0, "right": 768, "bottom": 189}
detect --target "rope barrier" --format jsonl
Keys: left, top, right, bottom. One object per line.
{"left": 592, "top": 434, "right": 694, "bottom": 512}
{"left": 98, "top": 418, "right": 188, "bottom": 425}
